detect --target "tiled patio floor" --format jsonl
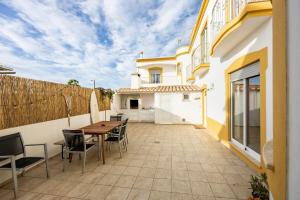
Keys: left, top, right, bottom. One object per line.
{"left": 0, "top": 123, "right": 256, "bottom": 200}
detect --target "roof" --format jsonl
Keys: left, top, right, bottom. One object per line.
{"left": 116, "top": 85, "right": 201, "bottom": 94}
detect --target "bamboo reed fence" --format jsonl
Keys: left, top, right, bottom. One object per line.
{"left": 0, "top": 75, "right": 111, "bottom": 130}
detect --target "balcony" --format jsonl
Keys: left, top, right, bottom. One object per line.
{"left": 191, "top": 45, "right": 210, "bottom": 78}
{"left": 210, "top": 0, "right": 272, "bottom": 56}
{"left": 186, "top": 64, "right": 195, "bottom": 82}
{"left": 140, "top": 76, "right": 181, "bottom": 87}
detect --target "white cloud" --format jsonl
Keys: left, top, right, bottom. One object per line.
{"left": 0, "top": 0, "right": 200, "bottom": 89}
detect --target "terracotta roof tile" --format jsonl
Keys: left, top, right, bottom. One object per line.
{"left": 116, "top": 85, "right": 201, "bottom": 94}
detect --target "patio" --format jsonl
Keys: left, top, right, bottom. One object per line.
{"left": 0, "top": 123, "right": 255, "bottom": 200}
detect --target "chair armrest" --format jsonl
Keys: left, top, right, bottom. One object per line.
{"left": 24, "top": 144, "right": 48, "bottom": 160}
{"left": 0, "top": 155, "right": 15, "bottom": 159}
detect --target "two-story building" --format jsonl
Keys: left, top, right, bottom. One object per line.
{"left": 113, "top": 46, "right": 202, "bottom": 124}
{"left": 112, "top": 0, "right": 292, "bottom": 199}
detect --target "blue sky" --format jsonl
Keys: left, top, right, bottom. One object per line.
{"left": 0, "top": 0, "right": 201, "bottom": 89}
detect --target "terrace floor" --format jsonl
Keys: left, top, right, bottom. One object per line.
{"left": 0, "top": 123, "right": 255, "bottom": 200}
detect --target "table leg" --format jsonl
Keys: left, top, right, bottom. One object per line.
{"left": 101, "top": 135, "right": 106, "bottom": 164}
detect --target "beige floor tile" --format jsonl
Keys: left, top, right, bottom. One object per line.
{"left": 152, "top": 178, "right": 172, "bottom": 192}
{"left": 201, "top": 164, "right": 219, "bottom": 173}
{"left": 127, "top": 189, "right": 151, "bottom": 200}
{"left": 143, "top": 160, "right": 158, "bottom": 168}
{"left": 188, "top": 171, "right": 207, "bottom": 182}
{"left": 186, "top": 163, "right": 203, "bottom": 171}
{"left": 149, "top": 191, "right": 171, "bottom": 200}
{"left": 210, "top": 183, "right": 235, "bottom": 198}
{"left": 97, "top": 174, "right": 120, "bottom": 186}
{"left": 85, "top": 185, "right": 112, "bottom": 200}
{"left": 105, "top": 187, "right": 130, "bottom": 200}
{"left": 123, "top": 166, "right": 141, "bottom": 176}
{"left": 223, "top": 174, "right": 249, "bottom": 186}
{"left": 172, "top": 162, "right": 187, "bottom": 170}
{"left": 171, "top": 193, "right": 194, "bottom": 200}
{"left": 32, "top": 179, "right": 61, "bottom": 194}
{"left": 155, "top": 169, "right": 172, "bottom": 179}
{"left": 157, "top": 161, "right": 172, "bottom": 169}
{"left": 172, "top": 180, "right": 191, "bottom": 194}
{"left": 133, "top": 177, "right": 153, "bottom": 190}
{"left": 109, "top": 165, "right": 127, "bottom": 175}
{"left": 205, "top": 173, "right": 226, "bottom": 184}
{"left": 115, "top": 175, "right": 136, "bottom": 188}
{"left": 50, "top": 181, "right": 77, "bottom": 196}
{"left": 190, "top": 181, "right": 214, "bottom": 196}
{"left": 65, "top": 182, "right": 93, "bottom": 198}
{"left": 128, "top": 159, "right": 144, "bottom": 167}
{"left": 172, "top": 170, "right": 189, "bottom": 181}
{"left": 230, "top": 184, "right": 251, "bottom": 199}
{"left": 193, "top": 195, "right": 216, "bottom": 200}
{"left": 138, "top": 168, "right": 156, "bottom": 178}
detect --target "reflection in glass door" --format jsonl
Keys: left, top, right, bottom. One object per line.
{"left": 247, "top": 76, "right": 260, "bottom": 154}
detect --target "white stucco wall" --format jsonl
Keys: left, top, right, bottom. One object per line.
{"left": 137, "top": 64, "right": 179, "bottom": 86}
{"left": 0, "top": 110, "right": 112, "bottom": 185}
{"left": 154, "top": 92, "right": 201, "bottom": 124}
{"left": 194, "top": 19, "right": 273, "bottom": 140}
{"left": 287, "top": 0, "right": 300, "bottom": 198}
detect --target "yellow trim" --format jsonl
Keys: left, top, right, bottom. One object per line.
{"left": 187, "top": 76, "right": 195, "bottom": 81}
{"left": 210, "top": 1, "right": 272, "bottom": 56}
{"left": 192, "top": 63, "right": 210, "bottom": 74}
{"left": 224, "top": 47, "right": 268, "bottom": 173}
{"left": 225, "top": 0, "right": 230, "bottom": 23}
{"left": 267, "top": 0, "right": 287, "bottom": 199}
{"left": 188, "top": 0, "right": 209, "bottom": 53}
{"left": 137, "top": 56, "right": 176, "bottom": 63}
{"left": 201, "top": 85, "right": 207, "bottom": 127}
{"left": 176, "top": 51, "right": 189, "bottom": 58}
{"left": 148, "top": 67, "right": 163, "bottom": 84}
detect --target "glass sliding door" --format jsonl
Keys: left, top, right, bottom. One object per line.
{"left": 230, "top": 62, "right": 261, "bottom": 161}
{"left": 246, "top": 76, "right": 260, "bottom": 154}
{"left": 232, "top": 80, "right": 245, "bottom": 145}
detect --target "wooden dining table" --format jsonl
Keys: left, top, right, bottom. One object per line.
{"left": 80, "top": 120, "right": 124, "bottom": 164}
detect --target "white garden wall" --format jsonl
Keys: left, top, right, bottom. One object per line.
{"left": 0, "top": 110, "right": 111, "bottom": 185}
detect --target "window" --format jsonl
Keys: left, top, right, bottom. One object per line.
{"left": 230, "top": 62, "right": 260, "bottom": 160}
{"left": 177, "top": 63, "right": 182, "bottom": 76}
{"left": 149, "top": 69, "right": 161, "bottom": 84}
{"left": 130, "top": 99, "right": 139, "bottom": 109}
{"left": 183, "top": 94, "right": 190, "bottom": 101}
{"left": 201, "top": 25, "right": 209, "bottom": 64}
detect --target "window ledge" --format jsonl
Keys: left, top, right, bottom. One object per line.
{"left": 262, "top": 140, "right": 274, "bottom": 170}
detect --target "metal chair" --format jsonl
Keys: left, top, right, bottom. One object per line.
{"left": 62, "top": 129, "right": 99, "bottom": 173}
{"left": 110, "top": 115, "right": 122, "bottom": 121}
{"left": 105, "top": 125, "right": 127, "bottom": 158}
{"left": 0, "top": 132, "right": 49, "bottom": 198}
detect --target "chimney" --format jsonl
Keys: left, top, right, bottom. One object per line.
{"left": 131, "top": 72, "right": 141, "bottom": 89}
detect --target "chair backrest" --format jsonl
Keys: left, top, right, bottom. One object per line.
{"left": 110, "top": 115, "right": 122, "bottom": 121}
{"left": 119, "top": 125, "right": 126, "bottom": 140}
{"left": 0, "top": 133, "right": 24, "bottom": 156}
{"left": 62, "top": 130, "right": 85, "bottom": 150}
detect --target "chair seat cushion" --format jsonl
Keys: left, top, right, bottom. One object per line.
{"left": 0, "top": 157, "right": 43, "bottom": 169}
{"left": 70, "top": 143, "right": 95, "bottom": 151}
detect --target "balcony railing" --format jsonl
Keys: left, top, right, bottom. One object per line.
{"left": 211, "top": 0, "right": 227, "bottom": 43}
{"left": 140, "top": 76, "right": 180, "bottom": 85}
{"left": 191, "top": 44, "right": 210, "bottom": 72}
{"left": 211, "top": 0, "right": 268, "bottom": 43}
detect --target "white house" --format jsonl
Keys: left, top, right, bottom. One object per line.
{"left": 112, "top": 0, "right": 294, "bottom": 199}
